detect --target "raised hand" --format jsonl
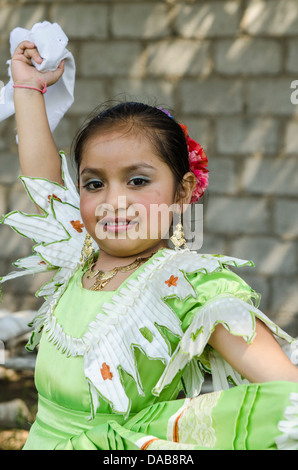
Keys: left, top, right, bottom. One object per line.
{"left": 12, "top": 40, "right": 65, "bottom": 184}
{"left": 11, "top": 40, "right": 64, "bottom": 89}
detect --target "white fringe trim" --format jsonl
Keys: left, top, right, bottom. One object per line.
{"left": 154, "top": 295, "right": 294, "bottom": 397}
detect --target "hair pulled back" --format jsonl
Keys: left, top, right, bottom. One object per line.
{"left": 72, "top": 101, "right": 190, "bottom": 191}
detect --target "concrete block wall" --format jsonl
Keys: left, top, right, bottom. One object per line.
{"left": 0, "top": 0, "right": 298, "bottom": 335}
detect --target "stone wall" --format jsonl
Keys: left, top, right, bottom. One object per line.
{"left": 0, "top": 0, "right": 298, "bottom": 335}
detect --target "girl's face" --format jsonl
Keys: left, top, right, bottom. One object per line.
{"left": 79, "top": 129, "right": 179, "bottom": 258}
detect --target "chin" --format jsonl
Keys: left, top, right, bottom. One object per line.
{"left": 96, "top": 239, "right": 165, "bottom": 258}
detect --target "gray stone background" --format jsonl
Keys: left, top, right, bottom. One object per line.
{"left": 0, "top": 0, "right": 298, "bottom": 336}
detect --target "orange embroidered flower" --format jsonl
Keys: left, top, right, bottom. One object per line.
{"left": 70, "top": 220, "right": 84, "bottom": 233}
{"left": 165, "top": 275, "right": 178, "bottom": 287}
{"left": 47, "top": 194, "right": 62, "bottom": 203}
{"left": 100, "top": 362, "right": 113, "bottom": 381}
{"left": 38, "top": 261, "right": 47, "bottom": 265}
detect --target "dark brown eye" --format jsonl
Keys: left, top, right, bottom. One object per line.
{"left": 83, "top": 179, "right": 103, "bottom": 190}
{"left": 129, "top": 177, "right": 150, "bottom": 186}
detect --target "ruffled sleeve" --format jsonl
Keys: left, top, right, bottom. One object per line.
{"left": 0, "top": 152, "right": 99, "bottom": 350}
{"left": 153, "top": 257, "right": 296, "bottom": 398}
{"left": 164, "top": 267, "right": 261, "bottom": 334}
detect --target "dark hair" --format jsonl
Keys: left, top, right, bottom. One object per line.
{"left": 72, "top": 101, "right": 190, "bottom": 191}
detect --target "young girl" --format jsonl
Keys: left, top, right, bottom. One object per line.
{"left": 1, "top": 40, "right": 298, "bottom": 450}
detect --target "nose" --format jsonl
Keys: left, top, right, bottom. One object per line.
{"left": 96, "top": 184, "right": 130, "bottom": 220}
{"left": 107, "top": 181, "right": 130, "bottom": 208}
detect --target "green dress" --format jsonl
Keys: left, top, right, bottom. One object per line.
{"left": 1, "top": 154, "right": 297, "bottom": 450}
{"left": 22, "top": 249, "right": 298, "bottom": 450}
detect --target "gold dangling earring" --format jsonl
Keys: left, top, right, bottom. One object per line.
{"left": 170, "top": 212, "right": 186, "bottom": 249}
{"left": 80, "top": 233, "right": 95, "bottom": 268}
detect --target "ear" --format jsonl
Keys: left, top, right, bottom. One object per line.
{"left": 174, "top": 172, "right": 196, "bottom": 211}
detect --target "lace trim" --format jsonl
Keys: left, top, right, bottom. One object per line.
{"left": 275, "top": 393, "right": 298, "bottom": 450}
{"left": 136, "top": 392, "right": 221, "bottom": 449}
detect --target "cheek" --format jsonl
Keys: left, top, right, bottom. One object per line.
{"left": 79, "top": 195, "right": 98, "bottom": 226}
{"left": 131, "top": 192, "right": 167, "bottom": 219}
{"left": 131, "top": 190, "right": 175, "bottom": 233}
{"left": 140, "top": 184, "right": 176, "bottom": 207}
{"left": 145, "top": 187, "right": 177, "bottom": 215}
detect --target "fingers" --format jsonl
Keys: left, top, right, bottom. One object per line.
{"left": 14, "top": 40, "right": 35, "bottom": 53}
{"left": 47, "top": 60, "right": 65, "bottom": 86}
{"left": 11, "top": 41, "right": 65, "bottom": 86}
{"left": 53, "top": 59, "right": 65, "bottom": 77}
{"left": 24, "top": 47, "right": 43, "bottom": 65}
{"left": 13, "top": 40, "right": 35, "bottom": 58}
{"left": 13, "top": 41, "right": 43, "bottom": 65}
{"left": 58, "top": 59, "right": 65, "bottom": 69}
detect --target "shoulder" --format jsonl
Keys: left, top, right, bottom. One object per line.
{"left": 157, "top": 249, "right": 259, "bottom": 303}
{"left": 153, "top": 249, "right": 260, "bottom": 331}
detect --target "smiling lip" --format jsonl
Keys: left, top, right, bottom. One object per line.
{"left": 100, "top": 218, "right": 138, "bottom": 233}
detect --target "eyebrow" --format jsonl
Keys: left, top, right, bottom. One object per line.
{"left": 80, "top": 163, "right": 156, "bottom": 178}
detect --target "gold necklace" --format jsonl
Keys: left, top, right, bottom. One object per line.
{"left": 86, "top": 253, "right": 155, "bottom": 291}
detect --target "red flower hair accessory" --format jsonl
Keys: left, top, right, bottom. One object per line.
{"left": 179, "top": 123, "right": 209, "bottom": 203}
{"left": 158, "top": 108, "right": 209, "bottom": 203}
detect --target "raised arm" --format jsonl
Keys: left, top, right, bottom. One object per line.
{"left": 11, "top": 41, "right": 65, "bottom": 184}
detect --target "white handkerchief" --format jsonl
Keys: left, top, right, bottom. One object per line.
{"left": 0, "top": 21, "right": 75, "bottom": 133}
